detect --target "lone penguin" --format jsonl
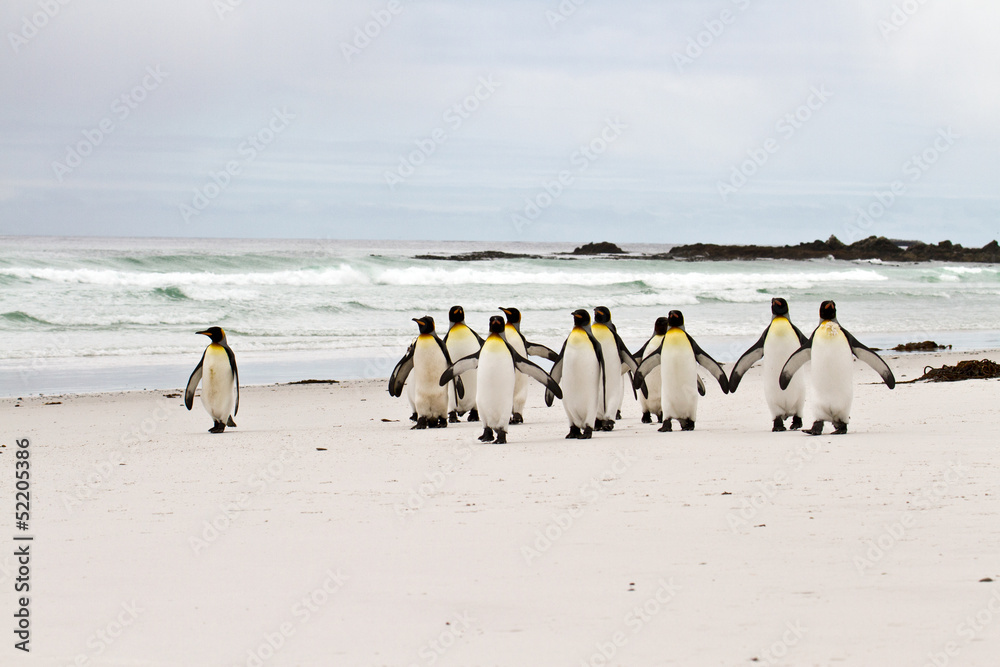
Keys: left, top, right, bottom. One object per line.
{"left": 728, "top": 298, "right": 810, "bottom": 431}
{"left": 185, "top": 327, "right": 239, "bottom": 433}
{"left": 779, "top": 300, "right": 895, "bottom": 435}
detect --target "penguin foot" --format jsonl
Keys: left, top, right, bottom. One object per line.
{"left": 495, "top": 429, "right": 507, "bottom": 444}
{"left": 467, "top": 409, "right": 479, "bottom": 422}
{"left": 436, "top": 416, "right": 448, "bottom": 428}
{"left": 804, "top": 420, "right": 824, "bottom": 436}
{"left": 832, "top": 421, "right": 848, "bottom": 435}
{"left": 411, "top": 417, "right": 428, "bottom": 430}
{"left": 680, "top": 419, "right": 695, "bottom": 431}
{"left": 616, "top": 410, "right": 622, "bottom": 420}
{"left": 594, "top": 419, "right": 605, "bottom": 430}
{"left": 478, "top": 427, "right": 495, "bottom": 443}
{"left": 640, "top": 412, "right": 652, "bottom": 424}
{"left": 790, "top": 415, "right": 803, "bottom": 430}
{"left": 601, "top": 420, "right": 615, "bottom": 432}
{"left": 772, "top": 417, "right": 786, "bottom": 432}
{"left": 656, "top": 412, "right": 663, "bottom": 423}
{"left": 566, "top": 425, "right": 582, "bottom": 439}
{"left": 209, "top": 421, "right": 226, "bottom": 433}
{"left": 510, "top": 413, "right": 524, "bottom": 425}
{"left": 448, "top": 411, "right": 460, "bottom": 424}
{"left": 409, "top": 412, "right": 418, "bottom": 422}
{"left": 226, "top": 416, "right": 237, "bottom": 428}
{"left": 658, "top": 419, "right": 672, "bottom": 432}
{"left": 580, "top": 426, "right": 593, "bottom": 439}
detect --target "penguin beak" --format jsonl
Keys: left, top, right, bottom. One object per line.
{"left": 412, "top": 318, "right": 422, "bottom": 324}
{"left": 196, "top": 330, "right": 211, "bottom": 337}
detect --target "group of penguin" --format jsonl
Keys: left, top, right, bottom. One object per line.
{"left": 389, "top": 299, "right": 897, "bottom": 443}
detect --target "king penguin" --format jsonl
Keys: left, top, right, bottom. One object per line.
{"left": 545, "top": 309, "right": 606, "bottom": 439}
{"left": 636, "top": 317, "right": 669, "bottom": 423}
{"left": 779, "top": 300, "right": 895, "bottom": 435}
{"left": 591, "top": 306, "right": 638, "bottom": 430}
{"left": 443, "top": 305, "right": 483, "bottom": 423}
{"left": 440, "top": 316, "right": 561, "bottom": 444}
{"left": 633, "top": 310, "right": 729, "bottom": 432}
{"left": 185, "top": 326, "right": 239, "bottom": 433}
{"left": 389, "top": 316, "right": 462, "bottom": 429}
{"left": 499, "top": 307, "right": 558, "bottom": 424}
{"left": 728, "top": 298, "right": 810, "bottom": 431}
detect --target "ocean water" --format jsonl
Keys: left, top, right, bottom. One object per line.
{"left": 2, "top": 236, "right": 998, "bottom": 395}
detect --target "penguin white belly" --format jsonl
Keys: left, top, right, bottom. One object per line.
{"left": 476, "top": 339, "right": 515, "bottom": 431}
{"left": 506, "top": 326, "right": 529, "bottom": 414}
{"left": 200, "top": 345, "right": 235, "bottom": 421}
{"left": 561, "top": 331, "right": 600, "bottom": 429}
{"left": 593, "top": 325, "right": 623, "bottom": 420}
{"left": 809, "top": 322, "right": 854, "bottom": 422}
{"left": 413, "top": 337, "right": 449, "bottom": 419}
{"left": 763, "top": 319, "right": 806, "bottom": 418}
{"left": 446, "top": 327, "right": 480, "bottom": 413}
{"left": 659, "top": 331, "right": 699, "bottom": 421}
{"left": 638, "top": 336, "right": 663, "bottom": 417}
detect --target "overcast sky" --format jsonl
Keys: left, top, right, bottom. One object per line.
{"left": 1, "top": 0, "right": 997, "bottom": 244}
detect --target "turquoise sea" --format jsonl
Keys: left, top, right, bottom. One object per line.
{"left": 2, "top": 236, "right": 998, "bottom": 395}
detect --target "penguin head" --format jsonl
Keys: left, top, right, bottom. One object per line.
{"left": 499, "top": 307, "right": 521, "bottom": 325}
{"left": 593, "top": 306, "right": 612, "bottom": 324}
{"left": 448, "top": 306, "right": 465, "bottom": 324}
{"left": 196, "top": 326, "right": 226, "bottom": 344}
{"left": 488, "top": 315, "right": 506, "bottom": 335}
{"left": 412, "top": 316, "right": 436, "bottom": 335}
{"left": 653, "top": 317, "right": 669, "bottom": 335}
{"left": 667, "top": 310, "right": 685, "bottom": 329}
{"left": 771, "top": 298, "right": 790, "bottom": 317}
{"left": 571, "top": 309, "right": 591, "bottom": 327}
{"left": 819, "top": 300, "right": 837, "bottom": 321}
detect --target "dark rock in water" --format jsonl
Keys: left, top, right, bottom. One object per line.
{"left": 570, "top": 241, "right": 625, "bottom": 255}
{"left": 413, "top": 250, "right": 543, "bottom": 261}
{"left": 892, "top": 341, "right": 951, "bottom": 352}
{"left": 659, "top": 236, "right": 1000, "bottom": 263}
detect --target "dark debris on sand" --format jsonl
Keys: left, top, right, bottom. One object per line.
{"left": 900, "top": 359, "right": 1000, "bottom": 383}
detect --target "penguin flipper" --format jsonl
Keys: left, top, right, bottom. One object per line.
{"left": 613, "top": 331, "right": 638, "bottom": 372}
{"left": 184, "top": 351, "right": 205, "bottom": 410}
{"left": 388, "top": 343, "right": 416, "bottom": 397}
{"left": 513, "top": 354, "right": 563, "bottom": 399}
{"left": 687, "top": 333, "right": 729, "bottom": 394}
{"left": 697, "top": 375, "right": 706, "bottom": 396}
{"left": 843, "top": 328, "right": 896, "bottom": 389}
{"left": 525, "top": 341, "right": 559, "bottom": 362}
{"left": 544, "top": 342, "right": 566, "bottom": 406}
{"left": 633, "top": 350, "right": 661, "bottom": 391}
{"left": 779, "top": 345, "right": 812, "bottom": 390}
{"left": 223, "top": 342, "right": 240, "bottom": 416}
{"left": 791, "top": 322, "right": 810, "bottom": 347}
{"left": 439, "top": 353, "right": 480, "bottom": 387}
{"left": 728, "top": 328, "right": 768, "bottom": 393}
{"left": 587, "top": 332, "right": 607, "bottom": 413}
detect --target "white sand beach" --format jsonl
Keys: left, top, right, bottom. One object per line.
{"left": 3, "top": 349, "right": 1000, "bottom": 666}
